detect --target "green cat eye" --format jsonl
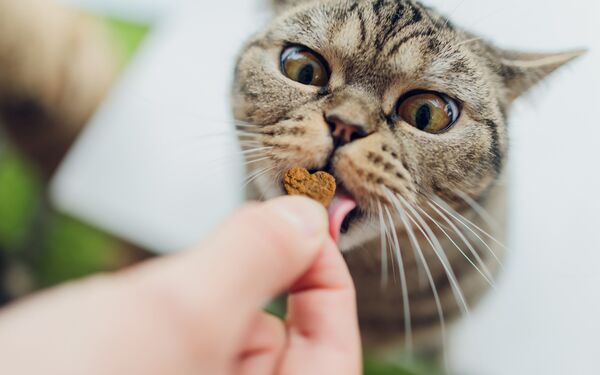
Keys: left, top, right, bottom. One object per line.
{"left": 397, "top": 91, "right": 460, "bottom": 134}
{"left": 280, "top": 45, "right": 330, "bottom": 87}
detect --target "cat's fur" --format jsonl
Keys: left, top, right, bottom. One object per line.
{"left": 232, "top": 0, "right": 581, "bottom": 350}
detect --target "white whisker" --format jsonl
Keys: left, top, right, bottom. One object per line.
{"left": 396, "top": 195, "right": 469, "bottom": 316}
{"left": 383, "top": 205, "right": 413, "bottom": 353}
{"left": 189, "top": 130, "right": 262, "bottom": 140}
{"left": 240, "top": 146, "right": 273, "bottom": 155}
{"left": 427, "top": 197, "right": 498, "bottom": 279}
{"left": 441, "top": 0, "right": 468, "bottom": 29}
{"left": 384, "top": 188, "right": 447, "bottom": 367}
{"left": 454, "top": 190, "right": 499, "bottom": 230}
{"left": 434, "top": 197, "right": 508, "bottom": 256}
{"left": 377, "top": 201, "right": 389, "bottom": 288}
{"left": 431, "top": 198, "right": 505, "bottom": 265}
{"left": 416, "top": 203, "right": 495, "bottom": 288}
{"left": 241, "top": 166, "right": 275, "bottom": 190}
{"left": 242, "top": 156, "right": 271, "bottom": 166}
{"left": 454, "top": 37, "right": 483, "bottom": 48}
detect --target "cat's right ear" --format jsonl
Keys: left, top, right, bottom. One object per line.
{"left": 497, "top": 48, "right": 586, "bottom": 104}
{"left": 272, "top": 0, "right": 313, "bottom": 14}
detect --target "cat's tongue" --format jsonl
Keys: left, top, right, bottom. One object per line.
{"left": 328, "top": 194, "right": 357, "bottom": 243}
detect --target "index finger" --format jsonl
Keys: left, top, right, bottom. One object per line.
{"left": 280, "top": 239, "right": 362, "bottom": 375}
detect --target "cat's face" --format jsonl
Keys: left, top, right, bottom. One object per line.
{"left": 232, "top": 0, "right": 580, "bottom": 251}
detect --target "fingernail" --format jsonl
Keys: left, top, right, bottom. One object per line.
{"left": 266, "top": 196, "right": 328, "bottom": 239}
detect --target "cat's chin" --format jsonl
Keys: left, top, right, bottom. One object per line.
{"left": 337, "top": 215, "right": 379, "bottom": 252}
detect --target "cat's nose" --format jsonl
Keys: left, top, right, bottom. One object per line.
{"left": 326, "top": 114, "right": 369, "bottom": 147}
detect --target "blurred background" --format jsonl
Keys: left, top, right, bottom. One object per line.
{"left": 0, "top": 0, "right": 598, "bottom": 374}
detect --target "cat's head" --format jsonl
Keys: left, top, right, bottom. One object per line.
{"left": 232, "top": 0, "right": 581, "bottom": 251}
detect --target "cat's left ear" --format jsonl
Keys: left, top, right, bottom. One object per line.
{"left": 497, "top": 49, "right": 586, "bottom": 103}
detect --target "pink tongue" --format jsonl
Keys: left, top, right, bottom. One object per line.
{"left": 327, "top": 194, "right": 357, "bottom": 243}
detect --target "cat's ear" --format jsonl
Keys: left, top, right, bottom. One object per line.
{"left": 497, "top": 48, "right": 586, "bottom": 103}
{"left": 272, "top": 0, "right": 313, "bottom": 13}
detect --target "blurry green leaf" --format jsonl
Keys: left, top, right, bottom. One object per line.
{"left": 0, "top": 150, "right": 40, "bottom": 252}
{"left": 103, "top": 17, "right": 150, "bottom": 64}
{"left": 364, "top": 353, "right": 440, "bottom": 375}
{"left": 36, "top": 215, "right": 122, "bottom": 287}
{"left": 364, "top": 355, "right": 417, "bottom": 375}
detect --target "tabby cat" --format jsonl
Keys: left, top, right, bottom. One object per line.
{"left": 232, "top": 0, "right": 581, "bottom": 353}
{"left": 0, "top": 0, "right": 580, "bottom": 361}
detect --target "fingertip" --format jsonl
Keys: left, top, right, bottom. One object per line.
{"left": 262, "top": 196, "right": 329, "bottom": 254}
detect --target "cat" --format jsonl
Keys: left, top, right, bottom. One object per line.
{"left": 232, "top": 0, "right": 582, "bottom": 354}
{"left": 0, "top": 0, "right": 581, "bottom": 360}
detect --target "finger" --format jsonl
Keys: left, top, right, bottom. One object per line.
{"left": 169, "top": 196, "right": 328, "bottom": 308}
{"left": 119, "top": 196, "right": 328, "bottom": 349}
{"left": 238, "top": 313, "right": 286, "bottom": 375}
{"left": 280, "top": 239, "right": 362, "bottom": 375}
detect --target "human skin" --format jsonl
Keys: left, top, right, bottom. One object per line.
{"left": 0, "top": 197, "right": 361, "bottom": 375}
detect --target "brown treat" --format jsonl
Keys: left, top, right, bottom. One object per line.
{"left": 283, "top": 167, "right": 337, "bottom": 207}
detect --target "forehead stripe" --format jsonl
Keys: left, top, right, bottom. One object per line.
{"left": 484, "top": 119, "right": 503, "bottom": 174}
{"left": 387, "top": 28, "right": 435, "bottom": 58}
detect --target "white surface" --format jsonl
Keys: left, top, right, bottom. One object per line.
{"left": 51, "top": 0, "right": 270, "bottom": 252}
{"left": 50, "top": 0, "right": 600, "bottom": 374}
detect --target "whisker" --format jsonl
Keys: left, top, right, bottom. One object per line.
{"left": 396, "top": 195, "right": 469, "bottom": 316}
{"left": 240, "top": 146, "right": 273, "bottom": 155}
{"left": 241, "top": 166, "right": 275, "bottom": 190}
{"left": 428, "top": 201, "right": 503, "bottom": 267}
{"left": 384, "top": 188, "right": 447, "bottom": 367}
{"left": 416, "top": 204, "right": 496, "bottom": 288}
{"left": 454, "top": 37, "right": 483, "bottom": 48}
{"left": 188, "top": 130, "right": 262, "bottom": 140}
{"left": 201, "top": 148, "right": 272, "bottom": 176}
{"left": 434, "top": 196, "right": 508, "bottom": 250}
{"left": 236, "top": 156, "right": 272, "bottom": 168}
{"left": 377, "top": 201, "right": 389, "bottom": 288}
{"left": 454, "top": 190, "right": 500, "bottom": 231}
{"left": 441, "top": 0, "right": 468, "bottom": 29}
{"left": 383, "top": 205, "right": 413, "bottom": 353}
{"left": 382, "top": 206, "right": 399, "bottom": 285}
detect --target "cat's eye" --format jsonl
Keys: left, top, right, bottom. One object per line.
{"left": 396, "top": 91, "right": 460, "bottom": 134}
{"left": 280, "top": 45, "right": 330, "bottom": 87}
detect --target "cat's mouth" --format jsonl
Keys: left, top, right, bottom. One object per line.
{"left": 327, "top": 185, "right": 359, "bottom": 243}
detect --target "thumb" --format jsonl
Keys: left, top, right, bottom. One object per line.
{"left": 199, "top": 196, "right": 330, "bottom": 308}
{"left": 126, "top": 196, "right": 329, "bottom": 328}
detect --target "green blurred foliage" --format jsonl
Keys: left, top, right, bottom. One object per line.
{"left": 364, "top": 355, "right": 419, "bottom": 375}
{"left": 0, "top": 150, "right": 40, "bottom": 253}
{"left": 35, "top": 215, "right": 122, "bottom": 287}
{"left": 104, "top": 17, "right": 150, "bottom": 64}
{"left": 364, "top": 354, "right": 440, "bottom": 375}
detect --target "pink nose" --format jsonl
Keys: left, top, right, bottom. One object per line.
{"left": 326, "top": 115, "right": 369, "bottom": 147}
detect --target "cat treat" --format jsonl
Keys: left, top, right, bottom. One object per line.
{"left": 283, "top": 168, "right": 336, "bottom": 207}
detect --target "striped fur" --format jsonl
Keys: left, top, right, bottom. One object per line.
{"left": 232, "top": 0, "right": 580, "bottom": 352}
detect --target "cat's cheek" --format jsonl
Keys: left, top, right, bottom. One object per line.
{"left": 332, "top": 134, "right": 417, "bottom": 208}
{"left": 266, "top": 112, "right": 334, "bottom": 170}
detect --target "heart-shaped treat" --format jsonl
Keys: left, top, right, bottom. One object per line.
{"left": 283, "top": 168, "right": 337, "bottom": 207}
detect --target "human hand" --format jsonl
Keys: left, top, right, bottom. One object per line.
{"left": 0, "top": 197, "right": 361, "bottom": 375}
